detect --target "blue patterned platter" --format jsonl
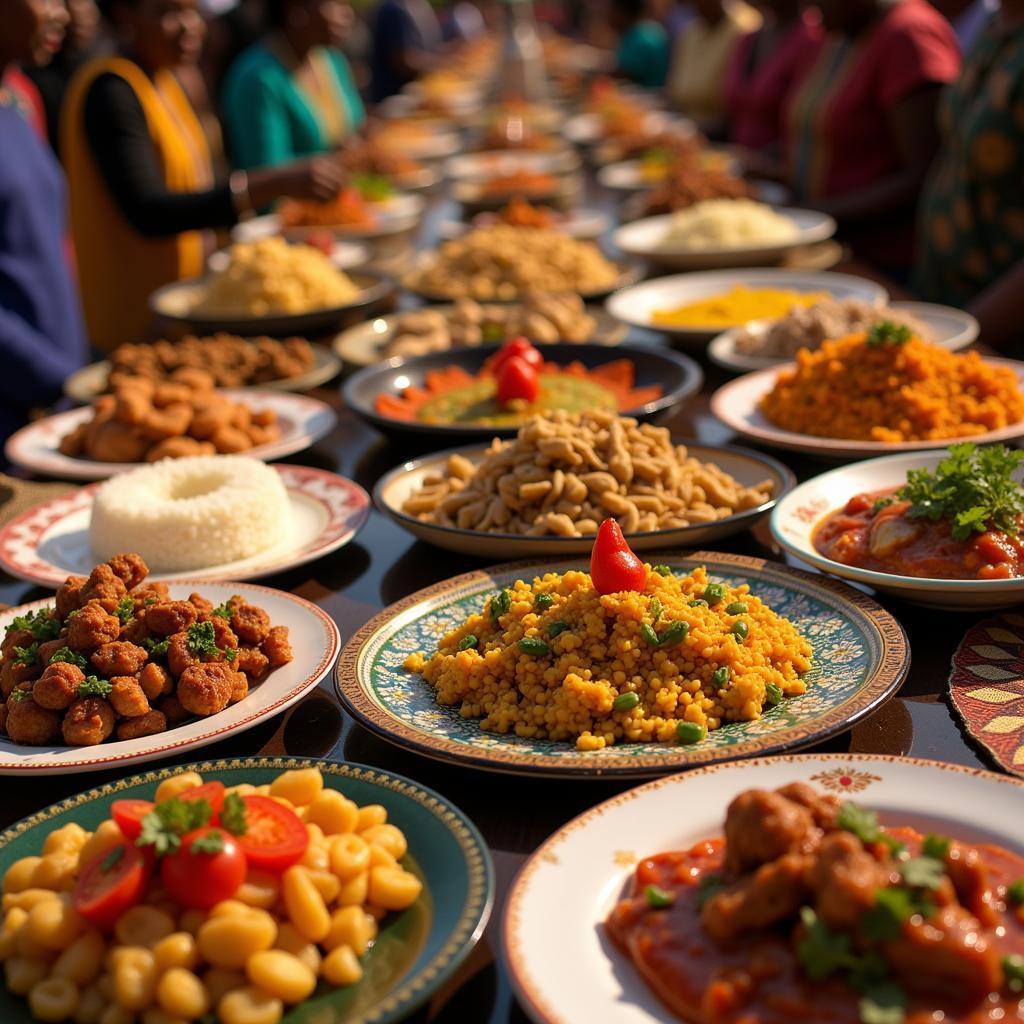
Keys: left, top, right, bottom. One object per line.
{"left": 335, "top": 553, "right": 909, "bottom": 778}
{"left": 0, "top": 757, "right": 494, "bottom": 1024}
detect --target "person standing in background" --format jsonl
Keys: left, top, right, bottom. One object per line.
{"left": 368, "top": 0, "right": 442, "bottom": 103}
{"left": 222, "top": 0, "right": 365, "bottom": 170}
{"left": 610, "top": 0, "right": 670, "bottom": 88}
{"left": 665, "top": 0, "right": 761, "bottom": 128}
{"left": 915, "top": 0, "right": 1024, "bottom": 349}
{"left": 0, "top": 0, "right": 87, "bottom": 443}
{"left": 724, "top": 0, "right": 821, "bottom": 152}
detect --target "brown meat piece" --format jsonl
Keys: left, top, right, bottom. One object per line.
{"left": 140, "top": 402, "right": 192, "bottom": 442}
{"left": 58, "top": 423, "right": 87, "bottom": 457}
{"left": 152, "top": 382, "right": 191, "bottom": 408}
{"left": 177, "top": 663, "right": 234, "bottom": 716}
{"left": 145, "top": 601, "right": 198, "bottom": 637}
{"left": 1, "top": 627, "right": 34, "bottom": 659}
{"left": 117, "top": 711, "right": 168, "bottom": 741}
{"left": 945, "top": 844, "right": 999, "bottom": 928}
{"left": 229, "top": 599, "right": 270, "bottom": 645}
{"left": 36, "top": 639, "right": 68, "bottom": 667}
{"left": 701, "top": 852, "right": 813, "bottom": 943}
{"left": 5, "top": 697, "right": 61, "bottom": 746}
{"left": 211, "top": 617, "right": 238, "bottom": 654}
{"left": 234, "top": 647, "right": 269, "bottom": 681}
{"left": 106, "top": 554, "right": 148, "bottom": 591}
{"left": 67, "top": 602, "right": 121, "bottom": 652}
{"left": 166, "top": 632, "right": 199, "bottom": 678}
{"left": 145, "top": 437, "right": 216, "bottom": 462}
{"left": 775, "top": 782, "right": 841, "bottom": 830}
{"left": 138, "top": 663, "right": 172, "bottom": 701}
{"left": 210, "top": 426, "right": 252, "bottom": 453}
{"left": 723, "top": 789, "right": 818, "bottom": 876}
{"left": 188, "top": 593, "right": 214, "bottom": 619}
{"left": 79, "top": 565, "right": 128, "bottom": 614}
{"left": 91, "top": 641, "right": 148, "bottom": 677}
{"left": 0, "top": 660, "right": 42, "bottom": 699}
{"left": 883, "top": 904, "right": 1002, "bottom": 1007}
{"left": 131, "top": 583, "right": 170, "bottom": 611}
{"left": 33, "top": 663, "right": 85, "bottom": 711}
{"left": 62, "top": 697, "right": 116, "bottom": 746}
{"left": 119, "top": 618, "right": 150, "bottom": 646}
{"left": 84, "top": 421, "right": 150, "bottom": 463}
{"left": 228, "top": 672, "right": 248, "bottom": 705}
{"left": 157, "top": 694, "right": 190, "bottom": 725}
{"left": 55, "top": 576, "right": 88, "bottom": 620}
{"left": 262, "top": 626, "right": 292, "bottom": 668}
{"left": 810, "top": 831, "right": 893, "bottom": 931}
{"left": 0, "top": 704, "right": 7, "bottom": 734}
{"left": 108, "top": 677, "right": 151, "bottom": 718}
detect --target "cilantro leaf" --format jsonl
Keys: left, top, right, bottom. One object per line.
{"left": 797, "top": 907, "right": 856, "bottom": 981}
{"left": 189, "top": 830, "right": 224, "bottom": 855}
{"left": 13, "top": 643, "right": 39, "bottom": 666}
{"left": 859, "top": 982, "right": 907, "bottom": 1024}
{"left": 866, "top": 321, "right": 912, "bottom": 348}
{"left": 78, "top": 676, "right": 112, "bottom": 698}
{"left": 186, "top": 621, "right": 222, "bottom": 658}
{"left": 49, "top": 647, "right": 87, "bottom": 670}
{"left": 115, "top": 596, "right": 135, "bottom": 625}
{"left": 143, "top": 637, "right": 170, "bottom": 657}
{"left": 6, "top": 608, "right": 60, "bottom": 641}
{"left": 210, "top": 603, "right": 232, "bottom": 620}
{"left": 837, "top": 802, "right": 883, "bottom": 844}
{"left": 921, "top": 834, "right": 950, "bottom": 860}
{"left": 863, "top": 887, "right": 936, "bottom": 943}
{"left": 224, "top": 648, "right": 238, "bottom": 663}
{"left": 220, "top": 792, "right": 248, "bottom": 836}
{"left": 899, "top": 856, "right": 945, "bottom": 891}
{"left": 136, "top": 796, "right": 213, "bottom": 855}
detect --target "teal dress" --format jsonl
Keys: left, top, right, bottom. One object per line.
{"left": 616, "top": 21, "right": 670, "bottom": 89}
{"left": 222, "top": 42, "right": 365, "bottom": 170}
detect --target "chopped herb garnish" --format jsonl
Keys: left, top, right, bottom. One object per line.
{"left": 186, "top": 620, "right": 221, "bottom": 658}
{"left": 1007, "top": 878, "right": 1024, "bottom": 906}
{"left": 652, "top": 565, "right": 672, "bottom": 577}
{"left": 797, "top": 906, "right": 855, "bottom": 980}
{"left": 1003, "top": 953, "right": 1024, "bottom": 993}
{"left": 534, "top": 592, "right": 553, "bottom": 611}
{"left": 13, "top": 643, "right": 39, "bottom": 666}
{"left": 490, "top": 589, "right": 511, "bottom": 623}
{"left": 872, "top": 496, "right": 895, "bottom": 516}
{"left": 6, "top": 608, "right": 60, "bottom": 641}
{"left": 78, "top": 676, "right": 112, "bottom": 698}
{"left": 7, "top": 689, "right": 31, "bottom": 703}
{"left": 457, "top": 634, "right": 478, "bottom": 652}
{"left": 189, "top": 830, "right": 225, "bottom": 855}
{"left": 695, "top": 874, "right": 724, "bottom": 909}
{"left": 858, "top": 984, "right": 907, "bottom": 1024}
{"left": 863, "top": 888, "right": 922, "bottom": 942}
{"left": 899, "top": 856, "right": 945, "bottom": 891}
{"left": 211, "top": 602, "right": 232, "bottom": 620}
{"left": 115, "top": 596, "right": 135, "bottom": 625}
{"left": 867, "top": 320, "right": 912, "bottom": 348}
{"left": 101, "top": 846, "right": 126, "bottom": 873}
{"left": 921, "top": 834, "right": 951, "bottom": 860}
{"left": 49, "top": 647, "right": 87, "bottom": 670}
{"left": 143, "top": 637, "right": 170, "bottom": 657}
{"left": 137, "top": 796, "right": 213, "bottom": 856}
{"left": 143, "top": 597, "right": 158, "bottom": 608}
{"left": 644, "top": 884, "right": 675, "bottom": 909}
{"left": 220, "top": 792, "right": 248, "bottom": 836}
{"left": 224, "top": 648, "right": 238, "bottom": 663}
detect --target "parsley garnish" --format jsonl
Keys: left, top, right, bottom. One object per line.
{"left": 220, "top": 792, "right": 248, "bottom": 836}
{"left": 7, "top": 689, "right": 31, "bottom": 703}
{"left": 896, "top": 443, "right": 1024, "bottom": 541}
{"left": 224, "top": 648, "right": 238, "bottom": 663}
{"left": 78, "top": 676, "right": 112, "bottom": 698}
{"left": 836, "top": 802, "right": 905, "bottom": 856}
{"left": 1003, "top": 954, "right": 1024, "bottom": 993}
{"left": 190, "top": 830, "right": 224, "bottom": 855}
{"left": 115, "top": 596, "right": 135, "bottom": 625}
{"left": 797, "top": 906, "right": 855, "bottom": 980}
{"left": 859, "top": 984, "right": 907, "bottom": 1024}
{"left": 6, "top": 608, "right": 60, "bottom": 641}
{"left": 49, "top": 647, "right": 87, "bottom": 670}
{"left": 871, "top": 496, "right": 894, "bottom": 516}
{"left": 210, "top": 602, "right": 232, "bottom": 620}
{"left": 143, "top": 597, "right": 158, "bottom": 607}
{"left": 143, "top": 637, "right": 170, "bottom": 657}
{"left": 899, "top": 856, "right": 945, "bottom": 891}
{"left": 867, "top": 320, "right": 912, "bottom": 347}
{"left": 137, "top": 797, "right": 212, "bottom": 855}
{"left": 186, "top": 621, "right": 221, "bottom": 658}
{"left": 921, "top": 834, "right": 951, "bottom": 860}
{"left": 13, "top": 643, "right": 39, "bottom": 666}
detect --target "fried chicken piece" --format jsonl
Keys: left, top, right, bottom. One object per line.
{"left": 1, "top": 627, "right": 34, "bottom": 660}
{"left": 84, "top": 421, "right": 150, "bottom": 463}
{"left": 36, "top": 638, "right": 68, "bottom": 667}
{"left": 117, "top": 710, "right": 168, "bottom": 741}
{"left": 210, "top": 426, "right": 252, "bottom": 453}
{"left": 775, "top": 782, "right": 841, "bottom": 830}
{"left": 262, "top": 626, "right": 292, "bottom": 667}
{"left": 234, "top": 646, "right": 269, "bottom": 681}
{"left": 228, "top": 598, "right": 270, "bottom": 645}
{"left": 228, "top": 672, "right": 248, "bottom": 705}
{"left": 6, "top": 696, "right": 61, "bottom": 746}
{"left": 80, "top": 565, "right": 128, "bottom": 614}
{"left": 55, "top": 575, "right": 88, "bottom": 620}
{"left": 188, "top": 592, "right": 214, "bottom": 619}
{"left": 58, "top": 423, "right": 87, "bottom": 457}
{"left": 188, "top": 399, "right": 234, "bottom": 439}
{"left": 169, "top": 367, "right": 214, "bottom": 391}
{"left": 0, "top": 660, "right": 38, "bottom": 699}
{"left": 145, "top": 601, "right": 198, "bottom": 637}
{"left": 91, "top": 641, "right": 148, "bottom": 677}
{"left": 119, "top": 618, "right": 150, "bottom": 646}
{"left": 140, "top": 402, "right": 192, "bottom": 442}
{"left": 211, "top": 617, "right": 238, "bottom": 654}
{"left": 723, "top": 789, "right": 818, "bottom": 876}
{"left": 945, "top": 844, "right": 1000, "bottom": 928}
{"left": 138, "top": 662, "right": 173, "bottom": 701}
{"left": 33, "top": 663, "right": 85, "bottom": 711}
{"left": 152, "top": 382, "right": 191, "bottom": 408}
{"left": 106, "top": 553, "right": 148, "bottom": 592}
{"left": 145, "top": 438, "right": 216, "bottom": 461}
{"left": 67, "top": 602, "right": 121, "bottom": 652}
{"left": 810, "top": 831, "right": 893, "bottom": 932}
{"left": 177, "top": 663, "right": 235, "bottom": 716}
{"left": 61, "top": 697, "right": 115, "bottom": 746}
{"left": 108, "top": 677, "right": 151, "bottom": 718}
{"left": 157, "top": 694, "right": 190, "bottom": 725}
{"left": 166, "top": 632, "right": 199, "bottom": 678}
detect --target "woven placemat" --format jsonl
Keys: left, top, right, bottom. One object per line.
{"left": 0, "top": 474, "right": 75, "bottom": 530}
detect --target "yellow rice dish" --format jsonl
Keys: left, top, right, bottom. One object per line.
{"left": 651, "top": 285, "right": 829, "bottom": 329}
{"left": 403, "top": 564, "right": 812, "bottom": 751}
{"left": 194, "top": 238, "right": 359, "bottom": 317}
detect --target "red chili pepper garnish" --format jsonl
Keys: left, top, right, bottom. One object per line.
{"left": 490, "top": 337, "right": 544, "bottom": 375}
{"left": 590, "top": 518, "right": 648, "bottom": 595}
{"left": 496, "top": 356, "right": 540, "bottom": 407}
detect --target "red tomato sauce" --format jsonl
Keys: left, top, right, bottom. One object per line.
{"left": 812, "top": 490, "right": 1024, "bottom": 580}
{"left": 606, "top": 830, "right": 1024, "bottom": 1024}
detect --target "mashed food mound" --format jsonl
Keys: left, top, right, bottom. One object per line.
{"left": 658, "top": 198, "right": 798, "bottom": 250}
{"left": 90, "top": 455, "right": 291, "bottom": 571}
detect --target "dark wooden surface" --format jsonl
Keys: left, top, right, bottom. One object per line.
{"left": 0, "top": 186, "right": 999, "bottom": 1023}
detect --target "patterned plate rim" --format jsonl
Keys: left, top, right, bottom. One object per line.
{"left": 334, "top": 552, "right": 909, "bottom": 778}
{"left": 0, "top": 755, "right": 494, "bottom": 1024}
{"left": 0, "top": 584, "right": 340, "bottom": 772}
{"left": 0, "top": 465, "right": 370, "bottom": 588}
{"left": 500, "top": 752, "right": 1024, "bottom": 1024}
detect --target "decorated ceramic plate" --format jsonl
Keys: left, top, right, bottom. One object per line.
{"left": 771, "top": 449, "right": 1024, "bottom": 609}
{"left": 4, "top": 390, "right": 337, "bottom": 481}
{"left": 335, "top": 553, "right": 908, "bottom": 778}
{"left": 707, "top": 300, "right": 980, "bottom": 374}
{"left": 232, "top": 194, "right": 425, "bottom": 244}
{"left": 0, "top": 583, "right": 339, "bottom": 774}
{"left": 0, "top": 755, "right": 493, "bottom": 1023}
{"left": 712, "top": 358, "right": 1024, "bottom": 460}
{"left": 63, "top": 344, "right": 342, "bottom": 404}
{"left": 0, "top": 465, "right": 370, "bottom": 588}
{"left": 502, "top": 753, "right": 1024, "bottom": 1024}
{"left": 374, "top": 441, "right": 793, "bottom": 558}
{"left": 450, "top": 174, "right": 582, "bottom": 215}
{"left": 331, "top": 304, "right": 627, "bottom": 369}
{"left": 612, "top": 208, "right": 837, "bottom": 271}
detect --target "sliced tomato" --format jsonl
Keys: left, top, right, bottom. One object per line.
{"left": 74, "top": 842, "right": 151, "bottom": 930}
{"left": 489, "top": 337, "right": 543, "bottom": 375}
{"left": 111, "top": 799, "right": 155, "bottom": 842}
{"left": 161, "top": 827, "right": 247, "bottom": 909}
{"left": 235, "top": 795, "right": 308, "bottom": 872}
{"left": 174, "top": 781, "right": 226, "bottom": 820}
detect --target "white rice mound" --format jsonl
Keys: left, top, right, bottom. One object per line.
{"left": 90, "top": 455, "right": 292, "bottom": 572}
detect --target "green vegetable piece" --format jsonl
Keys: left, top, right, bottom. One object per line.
{"left": 652, "top": 565, "right": 672, "bottom": 577}
{"left": 863, "top": 888, "right": 934, "bottom": 943}
{"left": 6, "top": 609, "right": 60, "bottom": 641}
{"left": 867, "top": 320, "right": 912, "bottom": 348}
{"left": 725, "top": 601, "right": 748, "bottom": 615}
{"left": 899, "top": 856, "right": 945, "bottom": 891}
{"left": 490, "top": 589, "right": 512, "bottom": 622}
{"left": 1007, "top": 878, "right": 1024, "bottom": 906}
{"left": 872, "top": 496, "right": 895, "bottom": 516}
{"left": 1003, "top": 954, "right": 1024, "bottom": 993}
{"left": 101, "top": 846, "right": 125, "bottom": 873}
{"left": 13, "top": 643, "right": 39, "bottom": 666}
{"left": 517, "top": 637, "right": 550, "bottom": 657}
{"left": 210, "top": 602, "right": 232, "bottom": 620}
{"left": 731, "top": 620, "right": 749, "bottom": 641}
{"left": 613, "top": 691, "right": 640, "bottom": 712}
{"left": 644, "top": 884, "right": 675, "bottom": 909}
{"left": 78, "top": 676, "right": 112, "bottom": 698}
{"left": 137, "top": 796, "right": 213, "bottom": 856}
{"left": 548, "top": 621, "right": 570, "bottom": 639}
{"left": 190, "top": 830, "right": 225, "bottom": 855}
{"left": 858, "top": 983, "right": 908, "bottom": 1024}
{"left": 921, "top": 834, "right": 951, "bottom": 860}
{"left": 712, "top": 666, "right": 730, "bottom": 687}
{"left": 220, "top": 793, "right": 248, "bottom": 836}
{"left": 640, "top": 623, "right": 660, "bottom": 647}
{"left": 7, "top": 689, "right": 31, "bottom": 703}
{"left": 837, "top": 802, "right": 884, "bottom": 845}
{"left": 143, "top": 637, "right": 170, "bottom": 657}
{"left": 49, "top": 647, "right": 87, "bottom": 670}
{"left": 765, "top": 683, "right": 784, "bottom": 706}
{"left": 658, "top": 621, "right": 689, "bottom": 648}
{"left": 224, "top": 648, "right": 238, "bottom": 663}
{"left": 695, "top": 874, "right": 723, "bottom": 909}
{"left": 115, "top": 596, "right": 135, "bottom": 625}
{"left": 688, "top": 599, "right": 708, "bottom": 608}
{"left": 534, "top": 592, "right": 554, "bottom": 611}
{"left": 650, "top": 597, "right": 663, "bottom": 624}
{"left": 186, "top": 620, "right": 221, "bottom": 658}
{"left": 797, "top": 906, "right": 855, "bottom": 980}
{"left": 676, "top": 721, "right": 705, "bottom": 745}
{"left": 702, "top": 583, "right": 726, "bottom": 605}
{"left": 457, "top": 634, "right": 478, "bottom": 652}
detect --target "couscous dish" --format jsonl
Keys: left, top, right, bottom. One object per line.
{"left": 404, "top": 522, "right": 812, "bottom": 750}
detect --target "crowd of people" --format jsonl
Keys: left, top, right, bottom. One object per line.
{"left": 0, "top": 0, "right": 1022, "bottom": 442}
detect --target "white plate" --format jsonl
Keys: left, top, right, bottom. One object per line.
{"left": 708, "top": 300, "right": 981, "bottom": 373}
{"left": 4, "top": 390, "right": 337, "bottom": 481}
{"left": 0, "top": 465, "right": 369, "bottom": 588}
{"left": 771, "top": 449, "right": 1024, "bottom": 609}
{"left": 597, "top": 150, "right": 737, "bottom": 191}
{"left": 0, "top": 582, "right": 339, "bottom": 774}
{"left": 612, "top": 208, "right": 836, "bottom": 271}
{"left": 438, "top": 207, "right": 610, "bottom": 240}
{"left": 711, "top": 357, "right": 1024, "bottom": 459}
{"left": 443, "top": 150, "right": 580, "bottom": 181}
{"left": 208, "top": 239, "right": 369, "bottom": 273}
{"left": 503, "top": 753, "right": 1024, "bottom": 1024}
{"left": 606, "top": 268, "right": 887, "bottom": 344}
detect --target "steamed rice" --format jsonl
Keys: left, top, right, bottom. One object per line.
{"left": 90, "top": 456, "right": 291, "bottom": 571}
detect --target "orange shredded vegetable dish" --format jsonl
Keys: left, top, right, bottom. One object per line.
{"left": 760, "top": 331, "right": 1024, "bottom": 443}
{"left": 279, "top": 187, "right": 376, "bottom": 229}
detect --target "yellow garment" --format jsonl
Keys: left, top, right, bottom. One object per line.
{"left": 61, "top": 57, "right": 213, "bottom": 350}
{"left": 667, "top": 1, "right": 761, "bottom": 121}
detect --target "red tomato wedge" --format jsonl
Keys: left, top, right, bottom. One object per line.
{"left": 111, "top": 799, "right": 155, "bottom": 842}
{"left": 174, "top": 781, "right": 226, "bottom": 820}
{"left": 234, "top": 795, "right": 309, "bottom": 872}
{"left": 73, "top": 842, "right": 151, "bottom": 931}
{"left": 161, "top": 827, "right": 247, "bottom": 909}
